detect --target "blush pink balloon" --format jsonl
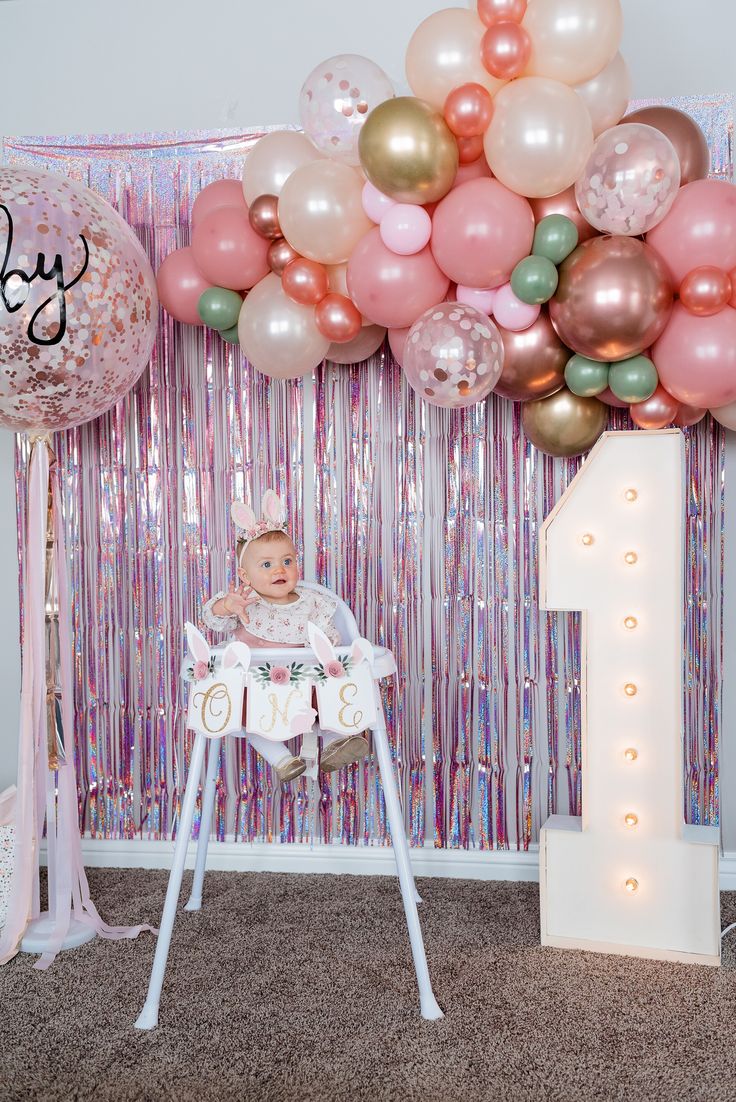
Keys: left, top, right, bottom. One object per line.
{"left": 647, "top": 180, "right": 736, "bottom": 286}
{"left": 362, "top": 181, "right": 397, "bottom": 224}
{"left": 379, "top": 204, "right": 432, "bottom": 255}
{"left": 678, "top": 266, "right": 732, "bottom": 317}
{"left": 453, "top": 156, "right": 494, "bottom": 188}
{"left": 158, "top": 246, "right": 211, "bottom": 326}
{"left": 457, "top": 285, "right": 498, "bottom": 314}
{"left": 597, "top": 386, "right": 630, "bottom": 409}
{"left": 388, "top": 326, "right": 410, "bottom": 367}
{"left": 191, "top": 178, "right": 247, "bottom": 228}
{"left": 457, "top": 135, "right": 487, "bottom": 165}
{"left": 629, "top": 384, "right": 680, "bottom": 430}
{"left": 327, "top": 324, "right": 386, "bottom": 364}
{"left": 492, "top": 282, "right": 540, "bottom": 331}
{"left": 481, "top": 22, "right": 531, "bottom": 81}
{"left": 192, "top": 206, "right": 270, "bottom": 290}
{"left": 431, "top": 177, "right": 534, "bottom": 288}
{"left": 347, "top": 227, "right": 450, "bottom": 329}
{"left": 652, "top": 302, "right": 736, "bottom": 407}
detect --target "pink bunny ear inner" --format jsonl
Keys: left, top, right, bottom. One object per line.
{"left": 351, "top": 638, "right": 374, "bottom": 667}
{"left": 232, "top": 501, "right": 256, "bottom": 530}
{"left": 186, "top": 621, "right": 210, "bottom": 664}
{"left": 261, "top": 489, "right": 286, "bottom": 525}
{"left": 223, "top": 641, "right": 251, "bottom": 671}
{"left": 308, "top": 622, "right": 335, "bottom": 665}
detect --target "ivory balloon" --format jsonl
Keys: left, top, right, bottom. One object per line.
{"left": 406, "top": 8, "right": 504, "bottom": 109}
{"left": 522, "top": 0, "right": 623, "bottom": 86}
{"left": 521, "top": 388, "right": 608, "bottom": 458}
{"left": 494, "top": 310, "right": 569, "bottom": 401}
{"left": 574, "top": 52, "right": 631, "bottom": 137}
{"left": 710, "top": 399, "right": 736, "bottom": 431}
{"left": 625, "top": 106, "right": 709, "bottom": 187}
{"left": 238, "top": 273, "right": 329, "bottom": 379}
{"left": 243, "top": 131, "right": 323, "bottom": 206}
{"left": 278, "top": 160, "right": 371, "bottom": 265}
{"left": 326, "top": 324, "right": 386, "bottom": 364}
{"left": 358, "top": 97, "right": 459, "bottom": 205}
{"left": 484, "top": 77, "right": 593, "bottom": 198}
{"left": 549, "top": 236, "right": 673, "bottom": 362}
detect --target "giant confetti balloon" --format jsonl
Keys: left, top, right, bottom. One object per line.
{"left": 299, "top": 54, "right": 395, "bottom": 165}
{"left": 0, "top": 168, "right": 157, "bottom": 433}
{"left": 402, "top": 302, "right": 503, "bottom": 408}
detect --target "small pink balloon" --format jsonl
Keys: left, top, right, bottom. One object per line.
{"left": 679, "top": 266, "right": 732, "bottom": 317}
{"left": 481, "top": 22, "right": 531, "bottom": 81}
{"left": 647, "top": 179, "right": 736, "bottom": 286}
{"left": 362, "top": 181, "right": 397, "bottom": 224}
{"left": 191, "top": 179, "right": 246, "bottom": 228}
{"left": 597, "top": 386, "right": 630, "bottom": 409}
{"left": 477, "top": 0, "right": 527, "bottom": 25}
{"left": 674, "top": 403, "right": 706, "bottom": 428}
{"left": 457, "top": 135, "right": 486, "bottom": 165}
{"left": 652, "top": 302, "right": 736, "bottom": 407}
{"left": 453, "top": 156, "right": 494, "bottom": 188}
{"left": 492, "top": 282, "right": 541, "bottom": 331}
{"left": 347, "top": 227, "right": 450, "bottom": 329}
{"left": 192, "top": 206, "right": 270, "bottom": 290}
{"left": 315, "top": 293, "right": 362, "bottom": 343}
{"left": 388, "top": 326, "right": 410, "bottom": 367}
{"left": 158, "top": 246, "right": 211, "bottom": 326}
{"left": 457, "top": 285, "right": 498, "bottom": 314}
{"left": 379, "top": 204, "right": 432, "bottom": 256}
{"left": 630, "top": 384, "right": 680, "bottom": 430}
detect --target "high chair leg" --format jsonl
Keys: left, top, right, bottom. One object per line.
{"left": 185, "top": 736, "right": 222, "bottom": 912}
{"left": 371, "top": 700, "right": 443, "bottom": 1021}
{"left": 135, "top": 731, "right": 206, "bottom": 1030}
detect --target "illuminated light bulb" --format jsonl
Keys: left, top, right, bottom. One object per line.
{"left": 624, "top": 683, "right": 638, "bottom": 697}
{"left": 624, "top": 616, "right": 638, "bottom": 630}
{"left": 581, "top": 533, "right": 595, "bottom": 546}
{"left": 624, "top": 551, "right": 638, "bottom": 565}
{"left": 624, "top": 488, "right": 638, "bottom": 502}
{"left": 624, "top": 748, "right": 638, "bottom": 762}
{"left": 624, "top": 813, "right": 638, "bottom": 827}
{"left": 625, "top": 878, "right": 639, "bottom": 894}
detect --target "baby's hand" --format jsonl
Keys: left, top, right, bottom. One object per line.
{"left": 222, "top": 583, "right": 258, "bottom": 619}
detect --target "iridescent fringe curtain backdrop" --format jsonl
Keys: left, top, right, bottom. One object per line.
{"left": 7, "top": 93, "right": 730, "bottom": 849}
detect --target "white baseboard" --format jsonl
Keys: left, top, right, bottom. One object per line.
{"left": 40, "top": 837, "right": 736, "bottom": 890}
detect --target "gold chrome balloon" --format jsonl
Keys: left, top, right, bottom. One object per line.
{"left": 521, "top": 387, "right": 608, "bottom": 458}
{"left": 358, "top": 96, "right": 458, "bottom": 204}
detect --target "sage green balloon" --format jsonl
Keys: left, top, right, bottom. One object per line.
{"left": 564, "top": 354, "right": 609, "bottom": 398}
{"left": 197, "top": 287, "right": 243, "bottom": 331}
{"left": 220, "top": 324, "right": 241, "bottom": 345}
{"left": 608, "top": 355, "right": 658, "bottom": 403}
{"left": 532, "top": 214, "right": 579, "bottom": 265}
{"left": 510, "top": 256, "right": 559, "bottom": 305}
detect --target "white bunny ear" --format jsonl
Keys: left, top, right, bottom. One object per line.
{"left": 261, "top": 489, "right": 286, "bottom": 525}
{"left": 231, "top": 500, "right": 256, "bottom": 531}
{"left": 222, "top": 641, "right": 251, "bottom": 672}
{"left": 186, "top": 621, "right": 210, "bottom": 664}
{"left": 351, "top": 637, "right": 374, "bottom": 668}
{"left": 307, "top": 622, "right": 336, "bottom": 665}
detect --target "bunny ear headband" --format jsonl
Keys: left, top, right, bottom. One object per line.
{"left": 231, "top": 489, "right": 288, "bottom": 553}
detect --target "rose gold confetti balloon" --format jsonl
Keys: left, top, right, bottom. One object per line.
{"left": 299, "top": 54, "right": 395, "bottom": 166}
{"left": 0, "top": 167, "right": 157, "bottom": 433}
{"left": 403, "top": 301, "right": 503, "bottom": 408}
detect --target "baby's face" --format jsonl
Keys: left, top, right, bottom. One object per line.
{"left": 239, "top": 534, "right": 299, "bottom": 603}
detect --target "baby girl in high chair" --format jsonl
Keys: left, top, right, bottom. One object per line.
{"left": 202, "top": 489, "right": 369, "bottom": 782}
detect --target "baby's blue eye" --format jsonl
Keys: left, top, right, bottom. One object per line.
{"left": 262, "top": 561, "right": 271, "bottom": 569}
{"left": 284, "top": 558, "right": 292, "bottom": 566}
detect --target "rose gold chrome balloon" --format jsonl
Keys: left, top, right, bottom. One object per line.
{"left": 629, "top": 384, "right": 680, "bottom": 430}
{"left": 248, "top": 194, "right": 282, "bottom": 240}
{"left": 267, "top": 237, "right": 300, "bottom": 275}
{"left": 529, "top": 185, "right": 598, "bottom": 243}
{"left": 625, "top": 106, "right": 710, "bottom": 187}
{"left": 494, "top": 310, "right": 568, "bottom": 401}
{"left": 679, "top": 266, "right": 731, "bottom": 317}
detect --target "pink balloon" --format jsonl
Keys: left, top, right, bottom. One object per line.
{"left": 457, "top": 285, "right": 498, "bottom": 314}
{"left": 362, "top": 181, "right": 397, "bottom": 224}
{"left": 431, "top": 178, "right": 534, "bottom": 288}
{"left": 327, "top": 324, "right": 386, "bottom": 364}
{"left": 347, "top": 227, "right": 449, "bottom": 329}
{"left": 191, "top": 179, "right": 246, "bottom": 228}
{"left": 492, "top": 282, "right": 540, "bottom": 331}
{"left": 379, "top": 204, "right": 432, "bottom": 255}
{"left": 0, "top": 167, "right": 158, "bottom": 434}
{"left": 647, "top": 180, "right": 736, "bottom": 286}
{"left": 192, "top": 206, "right": 270, "bottom": 291}
{"left": 158, "top": 247, "right": 211, "bottom": 326}
{"left": 388, "top": 326, "right": 410, "bottom": 367}
{"left": 403, "top": 302, "right": 504, "bottom": 408}
{"left": 453, "top": 156, "right": 494, "bottom": 188}
{"left": 674, "top": 403, "right": 706, "bottom": 428}
{"left": 652, "top": 302, "right": 736, "bottom": 407}
{"left": 597, "top": 386, "right": 630, "bottom": 409}
{"left": 629, "top": 385, "right": 680, "bottom": 430}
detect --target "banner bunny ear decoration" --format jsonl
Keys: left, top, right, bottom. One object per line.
{"left": 231, "top": 489, "right": 288, "bottom": 547}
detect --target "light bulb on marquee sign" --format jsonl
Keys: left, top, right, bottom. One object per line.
{"left": 539, "top": 430, "right": 720, "bottom": 966}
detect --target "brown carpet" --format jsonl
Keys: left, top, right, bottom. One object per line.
{"left": 1, "top": 869, "right": 736, "bottom": 1101}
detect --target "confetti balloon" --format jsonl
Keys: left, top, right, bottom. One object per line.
{"left": 403, "top": 302, "right": 503, "bottom": 408}
{"left": 300, "top": 54, "right": 395, "bottom": 166}
{"left": 575, "top": 123, "right": 681, "bottom": 236}
{"left": 0, "top": 167, "right": 157, "bottom": 433}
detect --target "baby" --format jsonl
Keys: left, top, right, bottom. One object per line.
{"left": 202, "top": 490, "right": 368, "bottom": 783}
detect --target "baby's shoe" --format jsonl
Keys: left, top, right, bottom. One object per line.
{"left": 275, "top": 755, "right": 307, "bottom": 783}
{"left": 320, "top": 735, "right": 370, "bottom": 773}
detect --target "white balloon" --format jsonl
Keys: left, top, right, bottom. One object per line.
{"left": 574, "top": 52, "right": 631, "bottom": 137}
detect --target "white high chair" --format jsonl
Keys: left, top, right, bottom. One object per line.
{"left": 135, "top": 583, "right": 443, "bottom": 1028}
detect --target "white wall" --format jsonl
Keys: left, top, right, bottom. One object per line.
{"left": 1, "top": 0, "right": 735, "bottom": 841}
